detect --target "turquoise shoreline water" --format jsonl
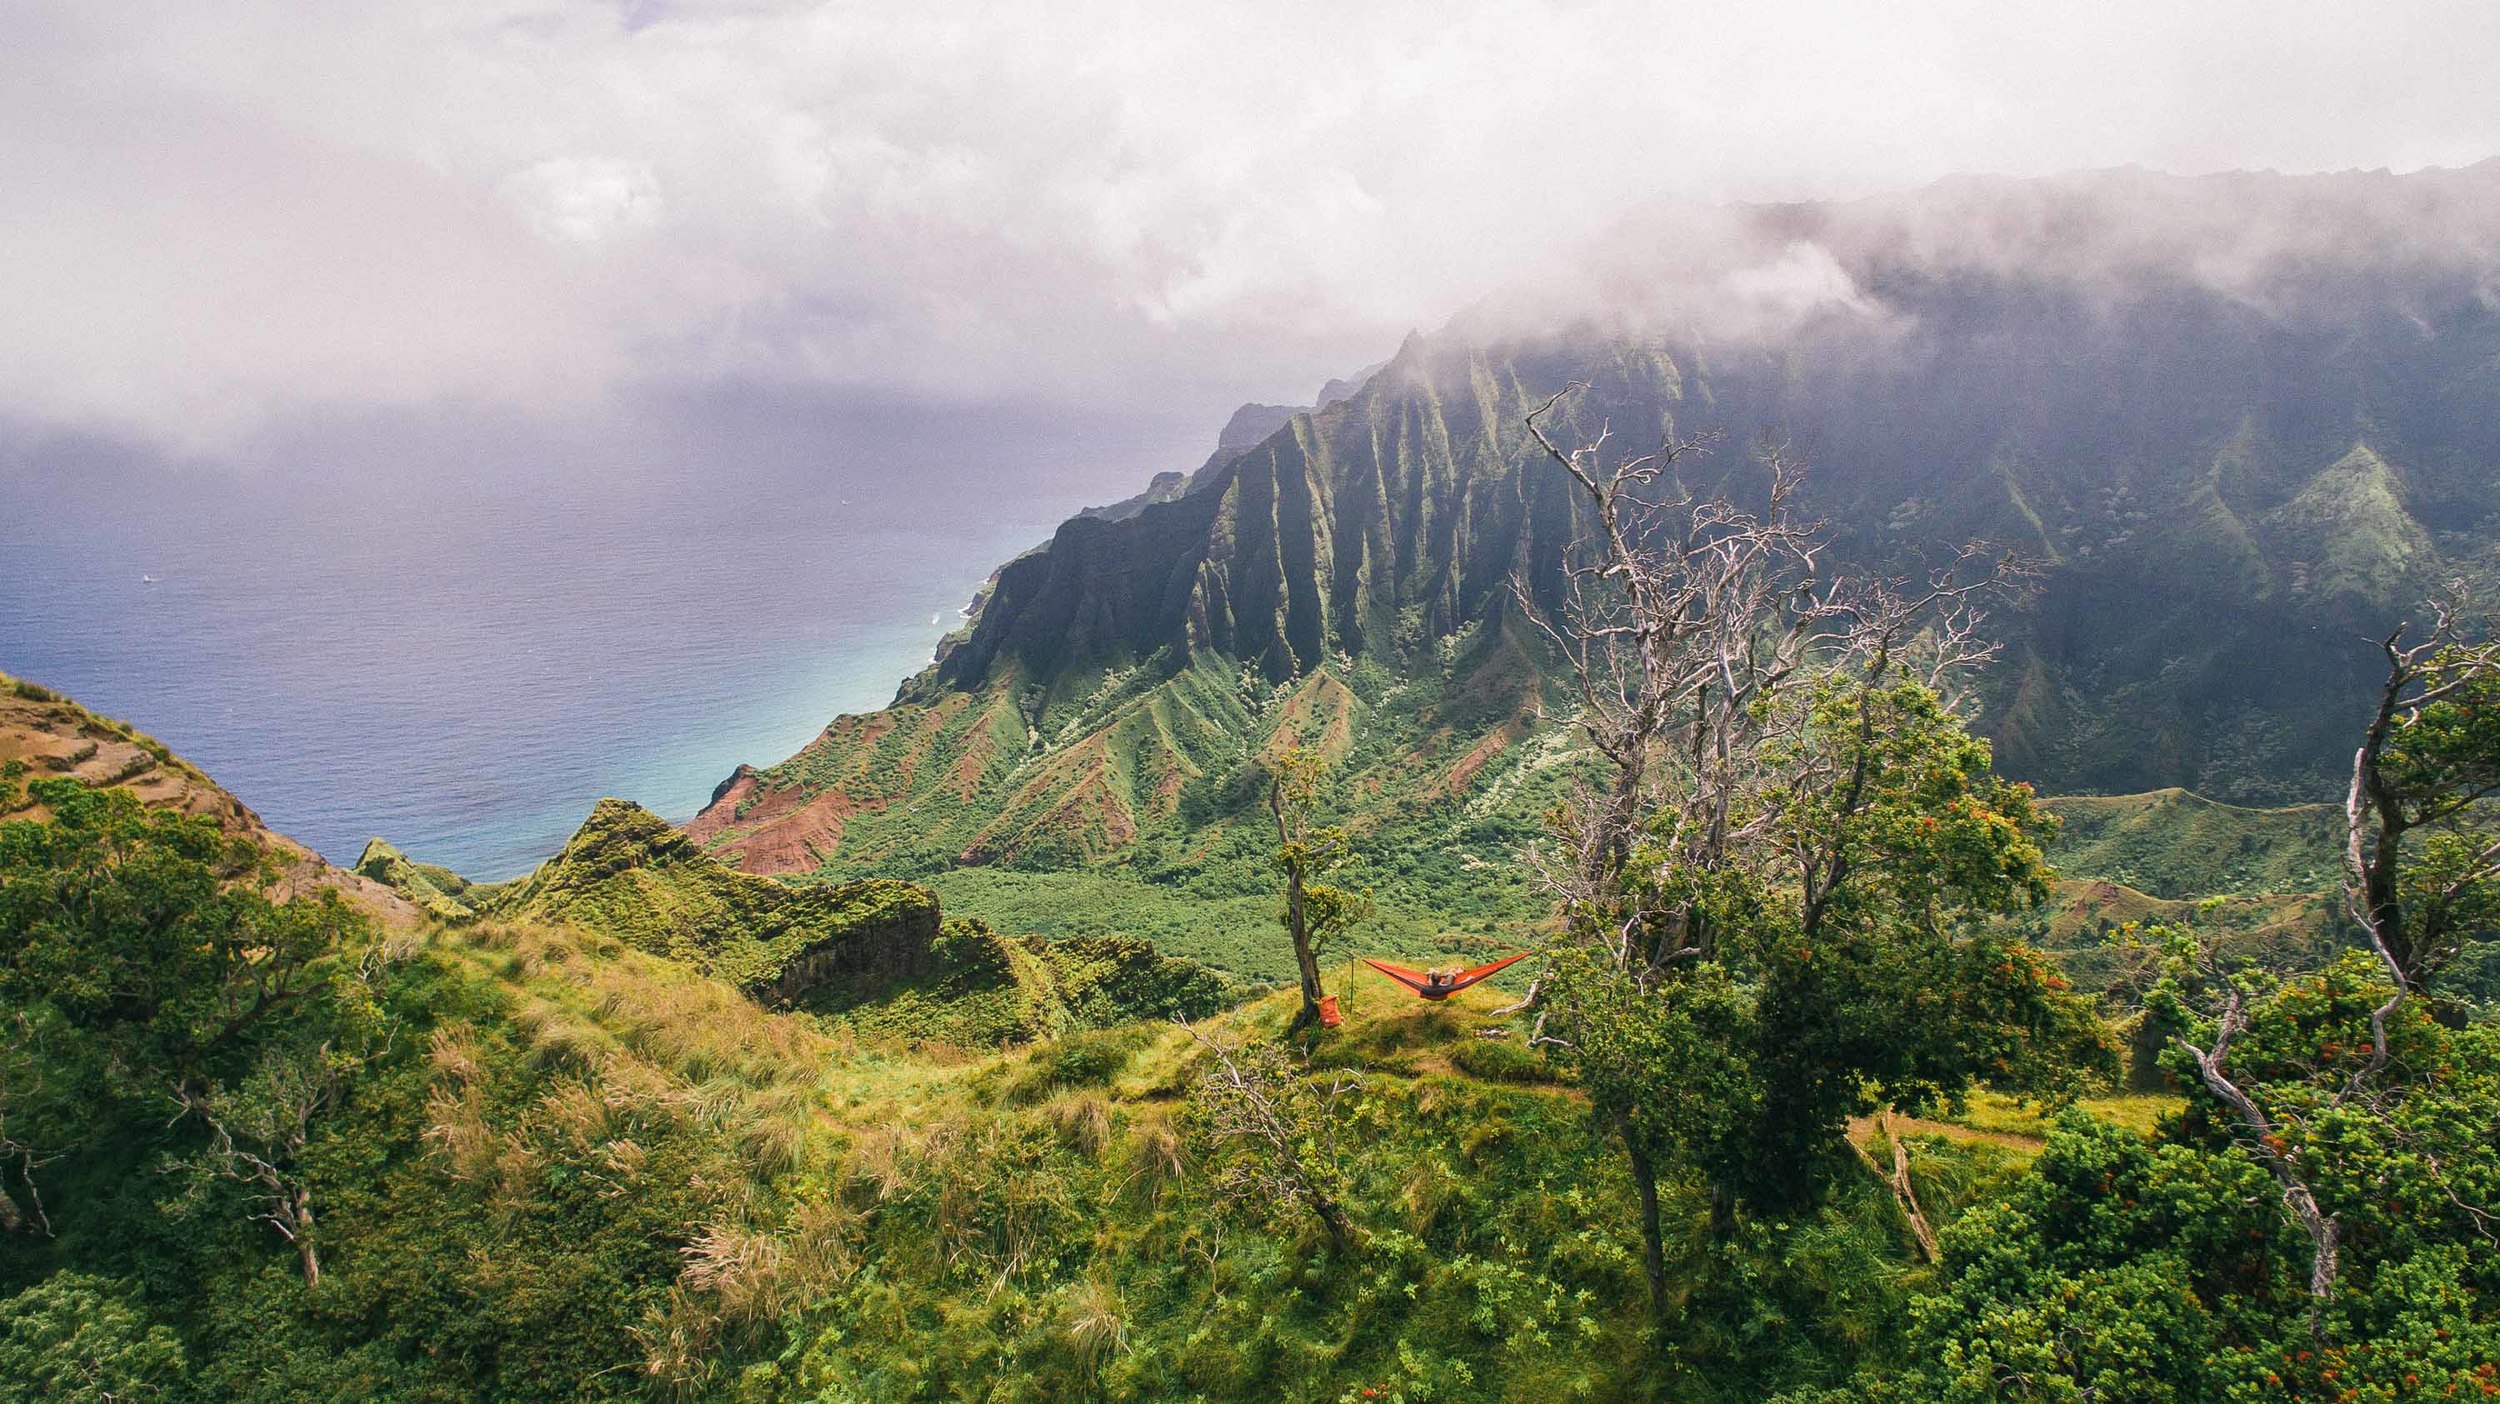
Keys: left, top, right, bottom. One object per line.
{"left": 1, "top": 393, "right": 1205, "bottom": 879}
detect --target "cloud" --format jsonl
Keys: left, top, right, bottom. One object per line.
{"left": 504, "top": 158, "right": 664, "bottom": 247}
{"left": 3, "top": 0, "right": 2498, "bottom": 448}
{"left": 1721, "top": 242, "right": 1875, "bottom": 327}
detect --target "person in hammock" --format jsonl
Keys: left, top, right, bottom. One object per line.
{"left": 1360, "top": 951, "right": 1527, "bottom": 1001}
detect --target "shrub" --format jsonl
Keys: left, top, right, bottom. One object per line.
{"left": 1004, "top": 1026, "right": 1148, "bottom": 1103}
{"left": 0, "top": 1274, "right": 184, "bottom": 1404}
{"left": 1449, "top": 1036, "right": 1555, "bottom": 1085}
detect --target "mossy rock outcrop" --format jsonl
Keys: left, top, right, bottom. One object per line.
{"left": 354, "top": 838, "right": 477, "bottom": 920}
{"left": 484, "top": 798, "right": 941, "bottom": 1001}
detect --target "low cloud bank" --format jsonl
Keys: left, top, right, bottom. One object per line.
{"left": 3, "top": 2, "right": 2497, "bottom": 452}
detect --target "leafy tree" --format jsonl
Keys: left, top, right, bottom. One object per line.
{"left": 0, "top": 778, "right": 352, "bottom": 1089}
{"left": 2161, "top": 602, "right": 2500, "bottom": 1307}
{"left": 2346, "top": 612, "right": 2500, "bottom": 993}
{"left": 0, "top": 778, "right": 373, "bottom": 1284}
{"left": 165, "top": 1039, "right": 363, "bottom": 1289}
{"left": 1267, "top": 748, "right": 1369, "bottom": 1030}
{"left": 1546, "top": 678, "right": 2103, "bottom": 1297}
{"left": 1797, "top": 601, "right": 2500, "bottom": 1400}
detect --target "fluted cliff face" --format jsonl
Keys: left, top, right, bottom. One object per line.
{"left": 927, "top": 336, "right": 1646, "bottom": 695}
{"left": 700, "top": 163, "right": 2500, "bottom": 878}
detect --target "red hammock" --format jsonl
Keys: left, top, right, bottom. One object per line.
{"left": 1360, "top": 951, "right": 1528, "bottom": 1001}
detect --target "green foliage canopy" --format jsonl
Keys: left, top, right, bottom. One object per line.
{"left": 1816, "top": 958, "right": 2500, "bottom": 1401}
{"left": 0, "top": 779, "right": 354, "bottom": 1087}
{"left": 1548, "top": 678, "right": 2114, "bottom": 1222}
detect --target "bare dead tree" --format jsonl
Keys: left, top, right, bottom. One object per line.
{"left": 2342, "top": 601, "right": 2500, "bottom": 1018}
{"left": 1179, "top": 1020, "right": 1359, "bottom": 1251}
{"left": 2175, "top": 975, "right": 2341, "bottom": 1302}
{"left": 0, "top": 1121, "right": 54, "bottom": 1238}
{"left": 0, "top": 1012, "right": 58, "bottom": 1237}
{"left": 0, "top": 1125, "right": 57, "bottom": 1238}
{"left": 1517, "top": 384, "right": 2022, "bottom": 975}
{"left": 1878, "top": 1108, "right": 1939, "bottom": 1262}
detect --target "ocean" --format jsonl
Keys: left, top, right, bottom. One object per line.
{"left": 0, "top": 388, "right": 1207, "bottom": 879}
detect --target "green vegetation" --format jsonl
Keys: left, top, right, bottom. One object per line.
{"left": 2263, "top": 444, "right": 2435, "bottom": 606}
{"left": 1797, "top": 959, "right": 2500, "bottom": 1402}
{"left": 11, "top": 608, "right": 2500, "bottom": 1399}
{"left": 0, "top": 774, "right": 2011, "bottom": 1401}
{"left": 1510, "top": 413, "right": 2118, "bottom": 1316}
{"left": 927, "top": 866, "right": 1307, "bottom": 976}
{"left": 804, "top": 918, "right": 1240, "bottom": 1048}
{"left": 2041, "top": 789, "right": 2341, "bottom": 900}
{"left": 711, "top": 644, "right": 1565, "bottom": 982}
{"left": 0, "top": 1271, "right": 186, "bottom": 1403}
{"left": 705, "top": 637, "right": 1560, "bottom": 979}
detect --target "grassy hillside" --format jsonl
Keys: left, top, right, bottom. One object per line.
{"left": 2040, "top": 788, "right": 2342, "bottom": 899}
{"left": 690, "top": 636, "right": 2354, "bottom": 984}
{"left": 353, "top": 800, "right": 1247, "bottom": 1045}
{"left": 470, "top": 797, "right": 945, "bottom": 999}
{"left": 691, "top": 642, "right": 1572, "bottom": 981}
{"left": 0, "top": 686, "right": 2143, "bottom": 1402}
{"left": 1, "top": 885, "right": 2070, "bottom": 1403}
{"left": 12, "top": 683, "right": 2487, "bottom": 1403}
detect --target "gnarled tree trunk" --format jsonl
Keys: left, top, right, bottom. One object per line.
{"left": 1625, "top": 1135, "right": 1668, "bottom": 1314}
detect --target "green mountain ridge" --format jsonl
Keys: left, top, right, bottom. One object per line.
{"left": 2037, "top": 788, "right": 2342, "bottom": 901}
{"left": 350, "top": 792, "right": 1248, "bottom": 1043}
{"left": 690, "top": 410, "right": 2452, "bottom": 919}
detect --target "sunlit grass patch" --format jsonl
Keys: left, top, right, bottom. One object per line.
{"left": 1946, "top": 1087, "right": 2183, "bottom": 1141}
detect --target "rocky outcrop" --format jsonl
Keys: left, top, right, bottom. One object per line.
{"left": 486, "top": 798, "right": 940, "bottom": 1001}
{"left": 756, "top": 884, "right": 943, "bottom": 1005}
{"left": 354, "top": 838, "right": 476, "bottom": 920}
{"left": 1076, "top": 471, "right": 1190, "bottom": 524}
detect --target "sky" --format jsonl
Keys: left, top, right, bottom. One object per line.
{"left": 5, "top": 0, "right": 2499, "bottom": 453}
